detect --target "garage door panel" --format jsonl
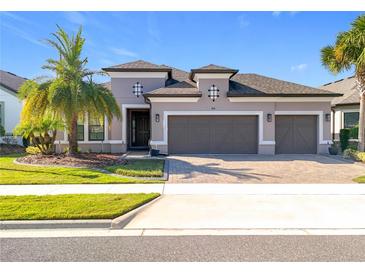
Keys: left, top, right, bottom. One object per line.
{"left": 275, "top": 115, "right": 317, "bottom": 154}
{"left": 168, "top": 115, "right": 258, "bottom": 154}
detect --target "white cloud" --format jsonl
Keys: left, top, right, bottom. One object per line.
{"left": 291, "top": 63, "right": 308, "bottom": 72}
{"left": 110, "top": 47, "right": 138, "bottom": 58}
{"left": 272, "top": 11, "right": 300, "bottom": 17}
{"left": 238, "top": 14, "right": 250, "bottom": 28}
{"left": 64, "top": 11, "right": 86, "bottom": 25}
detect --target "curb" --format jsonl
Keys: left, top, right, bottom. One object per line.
{"left": 111, "top": 195, "right": 162, "bottom": 229}
{"left": 0, "top": 219, "right": 112, "bottom": 230}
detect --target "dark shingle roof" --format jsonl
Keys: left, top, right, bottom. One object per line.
{"left": 320, "top": 76, "right": 360, "bottom": 106}
{"left": 0, "top": 70, "right": 27, "bottom": 93}
{"left": 102, "top": 60, "right": 172, "bottom": 72}
{"left": 228, "top": 73, "right": 341, "bottom": 97}
{"left": 190, "top": 64, "right": 238, "bottom": 81}
{"left": 146, "top": 80, "right": 200, "bottom": 97}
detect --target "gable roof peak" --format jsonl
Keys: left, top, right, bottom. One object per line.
{"left": 102, "top": 59, "right": 172, "bottom": 72}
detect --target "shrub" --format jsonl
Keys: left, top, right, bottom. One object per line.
{"left": 0, "top": 125, "right": 5, "bottom": 137}
{"left": 350, "top": 126, "right": 359, "bottom": 139}
{"left": 339, "top": 128, "right": 351, "bottom": 151}
{"left": 343, "top": 148, "right": 365, "bottom": 162}
{"left": 26, "top": 146, "right": 41, "bottom": 155}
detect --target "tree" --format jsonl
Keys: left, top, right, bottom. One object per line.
{"left": 19, "top": 26, "right": 121, "bottom": 154}
{"left": 14, "top": 116, "right": 63, "bottom": 155}
{"left": 321, "top": 15, "right": 365, "bottom": 151}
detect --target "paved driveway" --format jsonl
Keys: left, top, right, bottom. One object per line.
{"left": 167, "top": 154, "right": 365, "bottom": 184}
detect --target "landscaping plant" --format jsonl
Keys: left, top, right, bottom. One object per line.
{"left": 14, "top": 116, "right": 62, "bottom": 155}
{"left": 17, "top": 25, "right": 121, "bottom": 155}
{"left": 339, "top": 128, "right": 351, "bottom": 152}
{"left": 321, "top": 15, "right": 365, "bottom": 151}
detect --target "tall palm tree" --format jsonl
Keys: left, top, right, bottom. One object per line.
{"left": 22, "top": 25, "right": 121, "bottom": 154}
{"left": 321, "top": 15, "right": 365, "bottom": 151}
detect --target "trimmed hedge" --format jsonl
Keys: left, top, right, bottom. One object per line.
{"left": 350, "top": 126, "right": 359, "bottom": 139}
{"left": 339, "top": 128, "right": 351, "bottom": 151}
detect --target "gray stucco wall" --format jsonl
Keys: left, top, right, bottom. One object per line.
{"left": 150, "top": 77, "right": 333, "bottom": 155}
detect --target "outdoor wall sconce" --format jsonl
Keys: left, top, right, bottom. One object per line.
{"left": 267, "top": 113, "right": 273, "bottom": 122}
{"left": 155, "top": 113, "right": 160, "bottom": 123}
{"left": 325, "top": 113, "right": 331, "bottom": 122}
{"left": 132, "top": 82, "right": 143, "bottom": 97}
{"left": 208, "top": 84, "right": 219, "bottom": 102}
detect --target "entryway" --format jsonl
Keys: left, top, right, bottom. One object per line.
{"left": 127, "top": 109, "right": 150, "bottom": 150}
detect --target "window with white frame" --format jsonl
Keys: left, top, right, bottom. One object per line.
{"left": 344, "top": 112, "right": 359, "bottom": 129}
{"left": 88, "top": 114, "right": 104, "bottom": 141}
{"left": 77, "top": 114, "right": 84, "bottom": 141}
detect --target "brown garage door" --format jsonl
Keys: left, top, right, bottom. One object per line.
{"left": 168, "top": 115, "right": 258, "bottom": 154}
{"left": 275, "top": 115, "right": 317, "bottom": 154}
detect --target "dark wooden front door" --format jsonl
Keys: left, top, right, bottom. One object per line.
{"left": 130, "top": 111, "right": 150, "bottom": 148}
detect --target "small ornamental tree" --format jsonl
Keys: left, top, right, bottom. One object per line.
{"left": 14, "top": 116, "right": 63, "bottom": 155}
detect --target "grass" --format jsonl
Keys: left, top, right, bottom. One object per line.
{"left": 0, "top": 193, "right": 160, "bottom": 220}
{"left": 0, "top": 155, "right": 163, "bottom": 184}
{"left": 353, "top": 176, "right": 365, "bottom": 183}
{"left": 105, "top": 159, "right": 165, "bottom": 177}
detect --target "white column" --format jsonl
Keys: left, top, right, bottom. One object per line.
{"left": 104, "top": 116, "right": 109, "bottom": 141}
{"left": 84, "top": 113, "right": 88, "bottom": 141}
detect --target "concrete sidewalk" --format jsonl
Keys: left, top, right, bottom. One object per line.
{"left": 2, "top": 183, "right": 365, "bottom": 195}
{"left": 124, "top": 194, "right": 365, "bottom": 230}
{"left": 0, "top": 184, "right": 164, "bottom": 195}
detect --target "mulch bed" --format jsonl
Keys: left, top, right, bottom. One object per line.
{"left": 0, "top": 144, "right": 26, "bottom": 155}
{"left": 16, "top": 153, "right": 126, "bottom": 168}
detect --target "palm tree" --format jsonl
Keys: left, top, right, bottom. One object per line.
{"left": 321, "top": 15, "right": 365, "bottom": 151}
{"left": 21, "top": 26, "right": 121, "bottom": 154}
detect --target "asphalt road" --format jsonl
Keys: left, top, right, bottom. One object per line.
{"left": 1, "top": 235, "right": 365, "bottom": 261}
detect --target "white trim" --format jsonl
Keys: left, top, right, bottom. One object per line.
{"left": 229, "top": 97, "right": 334, "bottom": 103}
{"left": 150, "top": 111, "right": 275, "bottom": 147}
{"left": 148, "top": 97, "right": 200, "bottom": 103}
{"left": 274, "top": 111, "right": 332, "bottom": 145}
{"left": 59, "top": 140, "right": 123, "bottom": 145}
{"left": 194, "top": 73, "right": 232, "bottom": 82}
{"left": 107, "top": 71, "right": 168, "bottom": 79}
{"left": 83, "top": 112, "right": 88, "bottom": 141}
{"left": 121, "top": 104, "right": 150, "bottom": 144}
{"left": 104, "top": 116, "right": 109, "bottom": 141}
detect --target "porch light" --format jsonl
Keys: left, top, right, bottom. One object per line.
{"left": 208, "top": 84, "right": 219, "bottom": 102}
{"left": 267, "top": 113, "right": 272, "bottom": 122}
{"left": 155, "top": 113, "right": 160, "bottom": 123}
{"left": 132, "top": 82, "right": 143, "bottom": 97}
{"left": 325, "top": 113, "right": 331, "bottom": 122}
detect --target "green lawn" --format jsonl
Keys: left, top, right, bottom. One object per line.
{"left": 0, "top": 155, "right": 163, "bottom": 184}
{"left": 105, "top": 159, "right": 165, "bottom": 177}
{"left": 0, "top": 193, "right": 159, "bottom": 220}
{"left": 353, "top": 176, "right": 365, "bottom": 183}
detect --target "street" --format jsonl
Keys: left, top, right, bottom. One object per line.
{"left": 1, "top": 235, "right": 365, "bottom": 261}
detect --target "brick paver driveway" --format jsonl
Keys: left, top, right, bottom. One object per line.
{"left": 167, "top": 154, "right": 365, "bottom": 184}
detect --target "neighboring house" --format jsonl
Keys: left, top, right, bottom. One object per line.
{"left": 0, "top": 70, "right": 26, "bottom": 134}
{"left": 57, "top": 60, "right": 341, "bottom": 154}
{"left": 320, "top": 76, "right": 360, "bottom": 141}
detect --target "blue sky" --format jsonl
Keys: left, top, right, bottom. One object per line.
{"left": 0, "top": 11, "right": 363, "bottom": 86}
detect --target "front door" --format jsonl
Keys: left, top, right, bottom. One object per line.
{"left": 129, "top": 110, "right": 150, "bottom": 149}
